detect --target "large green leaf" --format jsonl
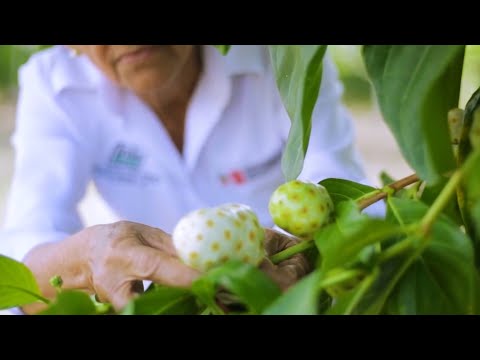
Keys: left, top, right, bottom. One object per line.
{"left": 327, "top": 197, "right": 480, "bottom": 314}
{"left": 263, "top": 270, "right": 322, "bottom": 315}
{"left": 40, "top": 291, "right": 96, "bottom": 315}
{"left": 314, "top": 201, "right": 403, "bottom": 272}
{"left": 385, "top": 259, "right": 458, "bottom": 314}
{"left": 326, "top": 252, "right": 416, "bottom": 315}
{"left": 384, "top": 198, "right": 480, "bottom": 314}
{"left": 268, "top": 45, "right": 327, "bottom": 181}
{"left": 420, "top": 179, "right": 464, "bottom": 226}
{"left": 192, "top": 261, "right": 281, "bottom": 314}
{"left": 363, "top": 45, "right": 465, "bottom": 184}
{"left": 318, "top": 178, "right": 377, "bottom": 207}
{"left": 0, "top": 255, "right": 46, "bottom": 310}
{"left": 122, "top": 286, "right": 199, "bottom": 315}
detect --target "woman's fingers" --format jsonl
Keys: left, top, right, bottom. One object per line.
{"left": 260, "top": 228, "right": 312, "bottom": 291}
{"left": 133, "top": 223, "right": 178, "bottom": 257}
{"left": 263, "top": 228, "right": 299, "bottom": 256}
{"left": 87, "top": 221, "right": 200, "bottom": 311}
{"left": 275, "top": 252, "right": 311, "bottom": 278}
{"left": 128, "top": 246, "right": 200, "bottom": 287}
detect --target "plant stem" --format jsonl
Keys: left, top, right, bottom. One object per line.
{"left": 373, "top": 235, "right": 425, "bottom": 311}
{"left": 387, "top": 196, "right": 405, "bottom": 227}
{"left": 318, "top": 269, "right": 365, "bottom": 289}
{"left": 358, "top": 174, "right": 420, "bottom": 210}
{"left": 344, "top": 268, "right": 379, "bottom": 315}
{"left": 270, "top": 240, "right": 315, "bottom": 264}
{"left": 419, "top": 169, "right": 463, "bottom": 235}
{"left": 3, "top": 285, "right": 50, "bottom": 304}
{"left": 377, "top": 237, "right": 415, "bottom": 264}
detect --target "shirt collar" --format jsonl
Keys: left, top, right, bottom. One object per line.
{"left": 51, "top": 46, "right": 103, "bottom": 94}
{"left": 221, "top": 45, "right": 268, "bottom": 76}
{"left": 50, "top": 45, "right": 268, "bottom": 118}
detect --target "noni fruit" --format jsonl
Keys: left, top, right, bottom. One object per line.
{"left": 269, "top": 180, "right": 334, "bottom": 238}
{"left": 172, "top": 203, "right": 265, "bottom": 272}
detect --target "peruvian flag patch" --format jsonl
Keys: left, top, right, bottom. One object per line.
{"left": 220, "top": 170, "right": 247, "bottom": 185}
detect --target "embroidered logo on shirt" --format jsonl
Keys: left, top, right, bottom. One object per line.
{"left": 220, "top": 151, "right": 282, "bottom": 186}
{"left": 109, "top": 144, "right": 143, "bottom": 170}
{"left": 94, "top": 143, "right": 160, "bottom": 185}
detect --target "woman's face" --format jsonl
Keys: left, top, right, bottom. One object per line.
{"left": 71, "top": 45, "right": 197, "bottom": 94}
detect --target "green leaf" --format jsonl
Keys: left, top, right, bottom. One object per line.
{"left": 263, "top": 270, "right": 322, "bottom": 315}
{"left": 420, "top": 179, "right": 464, "bottom": 226}
{"left": 0, "top": 255, "right": 46, "bottom": 310}
{"left": 379, "top": 171, "right": 396, "bottom": 186}
{"left": 363, "top": 45, "right": 465, "bottom": 184}
{"left": 388, "top": 196, "right": 456, "bottom": 226}
{"left": 384, "top": 198, "right": 480, "bottom": 314}
{"left": 385, "top": 260, "right": 455, "bottom": 314}
{"left": 318, "top": 178, "right": 377, "bottom": 207}
{"left": 122, "top": 286, "right": 199, "bottom": 315}
{"left": 191, "top": 275, "right": 222, "bottom": 314}
{"left": 268, "top": 45, "right": 327, "bottom": 181}
{"left": 327, "top": 197, "right": 480, "bottom": 314}
{"left": 326, "top": 252, "right": 411, "bottom": 315}
{"left": 212, "top": 45, "right": 231, "bottom": 56}
{"left": 192, "top": 261, "right": 281, "bottom": 314}
{"left": 314, "top": 201, "right": 403, "bottom": 272}
{"left": 40, "top": 291, "right": 96, "bottom": 315}
{"left": 325, "top": 268, "right": 381, "bottom": 315}
{"left": 90, "top": 295, "right": 114, "bottom": 314}
{"left": 385, "top": 250, "right": 480, "bottom": 315}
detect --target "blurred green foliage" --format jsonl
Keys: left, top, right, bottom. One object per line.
{"left": 331, "top": 45, "right": 480, "bottom": 110}
{"left": 330, "top": 45, "right": 373, "bottom": 106}
{"left": 0, "top": 45, "right": 49, "bottom": 92}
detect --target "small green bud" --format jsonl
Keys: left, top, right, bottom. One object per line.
{"left": 49, "top": 275, "right": 63, "bottom": 289}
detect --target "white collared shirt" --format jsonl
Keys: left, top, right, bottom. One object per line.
{"left": 1, "top": 45, "right": 372, "bottom": 262}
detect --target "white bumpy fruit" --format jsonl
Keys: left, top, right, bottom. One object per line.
{"left": 269, "top": 180, "right": 334, "bottom": 238}
{"left": 172, "top": 203, "right": 265, "bottom": 272}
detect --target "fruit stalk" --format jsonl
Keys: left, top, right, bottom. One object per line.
{"left": 270, "top": 239, "right": 315, "bottom": 264}
{"left": 357, "top": 174, "right": 420, "bottom": 210}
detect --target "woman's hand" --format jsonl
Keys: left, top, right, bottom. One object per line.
{"left": 86, "top": 224, "right": 308, "bottom": 310}
{"left": 23, "top": 223, "right": 308, "bottom": 315}
{"left": 260, "top": 228, "right": 312, "bottom": 291}
{"left": 84, "top": 221, "right": 200, "bottom": 310}
{"left": 23, "top": 221, "right": 200, "bottom": 313}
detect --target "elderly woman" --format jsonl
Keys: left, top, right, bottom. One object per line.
{"left": 1, "top": 45, "right": 369, "bottom": 313}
